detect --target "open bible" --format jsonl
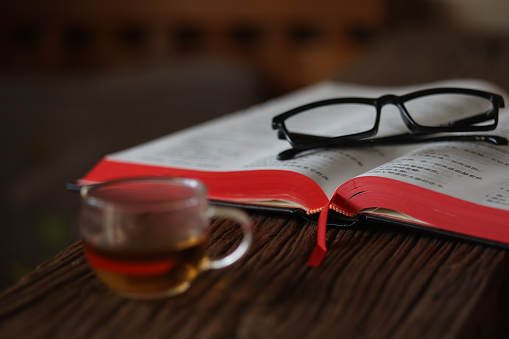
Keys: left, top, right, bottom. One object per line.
{"left": 76, "top": 79, "right": 509, "bottom": 265}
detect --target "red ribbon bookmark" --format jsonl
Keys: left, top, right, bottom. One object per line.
{"left": 306, "top": 202, "right": 330, "bottom": 267}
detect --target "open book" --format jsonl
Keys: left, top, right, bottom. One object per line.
{"left": 76, "top": 79, "right": 509, "bottom": 265}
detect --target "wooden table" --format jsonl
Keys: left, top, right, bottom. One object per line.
{"left": 3, "top": 26, "right": 509, "bottom": 339}
{"left": 1, "top": 212, "right": 509, "bottom": 338}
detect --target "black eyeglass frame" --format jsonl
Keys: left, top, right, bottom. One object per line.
{"left": 272, "top": 87, "right": 507, "bottom": 159}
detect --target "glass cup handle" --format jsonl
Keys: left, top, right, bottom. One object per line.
{"left": 203, "top": 206, "right": 253, "bottom": 270}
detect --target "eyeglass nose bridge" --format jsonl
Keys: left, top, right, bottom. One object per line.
{"left": 378, "top": 94, "right": 399, "bottom": 105}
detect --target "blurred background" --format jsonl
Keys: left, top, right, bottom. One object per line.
{"left": 1, "top": 0, "right": 509, "bottom": 291}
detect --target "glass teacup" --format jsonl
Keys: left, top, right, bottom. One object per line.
{"left": 79, "top": 177, "right": 252, "bottom": 299}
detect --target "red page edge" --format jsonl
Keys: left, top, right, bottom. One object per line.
{"left": 78, "top": 158, "right": 330, "bottom": 213}
{"left": 332, "top": 176, "right": 509, "bottom": 245}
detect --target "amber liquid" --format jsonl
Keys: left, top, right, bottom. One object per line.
{"left": 83, "top": 236, "right": 208, "bottom": 298}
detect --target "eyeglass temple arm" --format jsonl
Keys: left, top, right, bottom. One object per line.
{"left": 437, "top": 108, "right": 496, "bottom": 127}
{"left": 277, "top": 130, "right": 337, "bottom": 142}
{"left": 277, "top": 130, "right": 373, "bottom": 144}
{"left": 277, "top": 134, "right": 508, "bottom": 160}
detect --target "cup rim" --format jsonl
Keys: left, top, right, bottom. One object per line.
{"left": 80, "top": 176, "right": 207, "bottom": 210}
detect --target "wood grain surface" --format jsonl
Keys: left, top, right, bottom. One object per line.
{"left": 1, "top": 213, "right": 508, "bottom": 339}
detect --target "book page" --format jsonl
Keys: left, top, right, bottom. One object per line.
{"left": 107, "top": 79, "right": 507, "bottom": 200}
{"left": 361, "top": 114, "right": 509, "bottom": 210}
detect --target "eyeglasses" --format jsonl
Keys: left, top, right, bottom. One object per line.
{"left": 272, "top": 87, "right": 508, "bottom": 160}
